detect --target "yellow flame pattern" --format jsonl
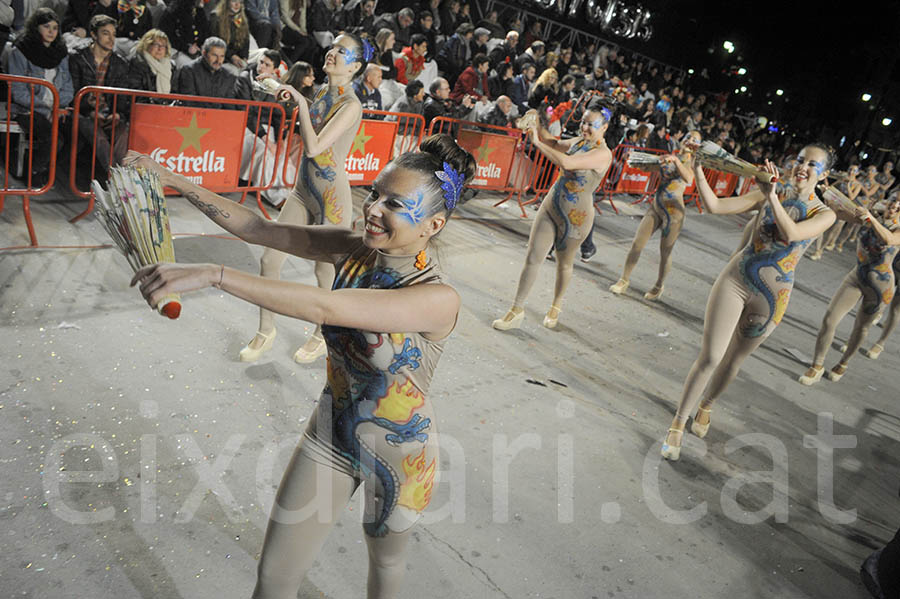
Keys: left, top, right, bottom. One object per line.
{"left": 397, "top": 449, "right": 436, "bottom": 513}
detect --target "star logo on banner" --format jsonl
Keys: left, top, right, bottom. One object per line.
{"left": 475, "top": 139, "right": 496, "bottom": 162}
{"left": 174, "top": 114, "right": 211, "bottom": 153}
{"left": 351, "top": 123, "right": 373, "bottom": 156}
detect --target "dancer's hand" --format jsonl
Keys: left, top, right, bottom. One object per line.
{"left": 259, "top": 75, "right": 301, "bottom": 103}
{"left": 122, "top": 151, "right": 173, "bottom": 186}
{"left": 854, "top": 205, "right": 872, "bottom": 223}
{"left": 131, "top": 263, "right": 219, "bottom": 309}
{"left": 758, "top": 159, "right": 779, "bottom": 198}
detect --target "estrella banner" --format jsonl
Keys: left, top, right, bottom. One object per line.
{"left": 346, "top": 119, "right": 399, "bottom": 185}
{"left": 614, "top": 161, "right": 652, "bottom": 194}
{"left": 713, "top": 172, "right": 739, "bottom": 197}
{"left": 456, "top": 129, "right": 517, "bottom": 189}
{"left": 128, "top": 104, "right": 245, "bottom": 189}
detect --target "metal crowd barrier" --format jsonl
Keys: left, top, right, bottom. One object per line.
{"left": 0, "top": 74, "right": 61, "bottom": 246}
{"left": 68, "top": 86, "right": 288, "bottom": 222}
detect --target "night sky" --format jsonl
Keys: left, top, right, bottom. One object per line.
{"left": 632, "top": 0, "right": 900, "bottom": 148}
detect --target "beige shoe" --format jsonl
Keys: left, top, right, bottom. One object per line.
{"left": 826, "top": 363, "right": 848, "bottom": 382}
{"left": 798, "top": 365, "right": 824, "bottom": 385}
{"left": 861, "top": 343, "right": 884, "bottom": 359}
{"left": 661, "top": 428, "right": 683, "bottom": 461}
{"left": 644, "top": 285, "right": 664, "bottom": 301}
{"left": 609, "top": 278, "right": 629, "bottom": 295}
{"left": 492, "top": 307, "right": 524, "bottom": 331}
{"left": 293, "top": 334, "right": 326, "bottom": 364}
{"left": 239, "top": 329, "right": 277, "bottom": 362}
{"left": 809, "top": 251, "right": 823, "bottom": 261}
{"left": 542, "top": 305, "right": 561, "bottom": 329}
{"left": 690, "top": 407, "right": 711, "bottom": 439}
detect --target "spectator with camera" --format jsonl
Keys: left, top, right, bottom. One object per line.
{"left": 423, "top": 76, "right": 472, "bottom": 122}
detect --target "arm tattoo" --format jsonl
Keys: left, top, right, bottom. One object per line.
{"left": 184, "top": 191, "right": 231, "bottom": 219}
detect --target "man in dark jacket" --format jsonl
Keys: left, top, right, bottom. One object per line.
{"left": 510, "top": 62, "right": 534, "bottom": 116}
{"left": 372, "top": 7, "right": 414, "bottom": 52}
{"left": 175, "top": 37, "right": 237, "bottom": 107}
{"left": 479, "top": 95, "right": 514, "bottom": 129}
{"left": 488, "top": 30, "right": 518, "bottom": 72}
{"left": 423, "top": 77, "right": 472, "bottom": 124}
{"left": 435, "top": 22, "right": 472, "bottom": 88}
{"left": 69, "top": 14, "right": 132, "bottom": 174}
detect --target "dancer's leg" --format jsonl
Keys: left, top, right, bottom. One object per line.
{"left": 672, "top": 267, "right": 746, "bottom": 427}
{"left": 512, "top": 209, "right": 558, "bottom": 308}
{"left": 811, "top": 274, "right": 861, "bottom": 367}
{"left": 364, "top": 529, "right": 413, "bottom": 599}
{"left": 551, "top": 243, "right": 581, "bottom": 309}
{"left": 619, "top": 211, "right": 660, "bottom": 283}
{"left": 836, "top": 223, "right": 859, "bottom": 248}
{"left": 252, "top": 440, "right": 359, "bottom": 599}
{"left": 822, "top": 220, "right": 845, "bottom": 249}
{"left": 652, "top": 215, "right": 684, "bottom": 291}
{"left": 874, "top": 287, "right": 900, "bottom": 347}
{"left": 838, "top": 304, "right": 883, "bottom": 367}
{"left": 697, "top": 322, "right": 773, "bottom": 412}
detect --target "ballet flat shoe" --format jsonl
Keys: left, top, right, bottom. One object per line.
{"left": 239, "top": 329, "right": 277, "bottom": 362}
{"left": 661, "top": 428, "right": 683, "bottom": 461}
{"left": 809, "top": 251, "right": 822, "bottom": 261}
{"left": 798, "top": 365, "right": 824, "bottom": 386}
{"left": 823, "top": 243, "right": 835, "bottom": 251}
{"left": 293, "top": 335, "right": 326, "bottom": 364}
{"left": 826, "top": 363, "right": 848, "bottom": 382}
{"left": 861, "top": 344, "right": 884, "bottom": 360}
{"left": 542, "top": 305, "right": 561, "bottom": 329}
{"left": 690, "top": 407, "right": 711, "bottom": 439}
{"left": 839, "top": 344, "right": 848, "bottom": 353}
{"left": 644, "top": 285, "right": 664, "bottom": 301}
{"left": 492, "top": 308, "right": 524, "bottom": 331}
{"left": 609, "top": 279, "right": 629, "bottom": 295}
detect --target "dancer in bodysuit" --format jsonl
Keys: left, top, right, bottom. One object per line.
{"left": 660, "top": 144, "right": 836, "bottom": 461}
{"left": 811, "top": 164, "right": 861, "bottom": 260}
{"left": 874, "top": 160, "right": 896, "bottom": 206}
{"left": 608, "top": 130, "right": 701, "bottom": 301}
{"left": 832, "top": 165, "right": 881, "bottom": 252}
{"left": 492, "top": 100, "right": 613, "bottom": 330}
{"left": 125, "top": 133, "right": 475, "bottom": 599}
{"left": 862, "top": 250, "right": 900, "bottom": 359}
{"left": 239, "top": 33, "right": 368, "bottom": 364}
{"left": 799, "top": 196, "right": 900, "bottom": 384}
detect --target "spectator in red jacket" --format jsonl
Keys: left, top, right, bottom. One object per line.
{"left": 394, "top": 33, "right": 427, "bottom": 84}
{"left": 450, "top": 52, "right": 489, "bottom": 103}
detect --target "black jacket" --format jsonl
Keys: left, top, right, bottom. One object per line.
{"left": 423, "top": 94, "right": 469, "bottom": 124}
{"left": 128, "top": 52, "right": 176, "bottom": 98}
{"left": 68, "top": 46, "right": 132, "bottom": 115}
{"left": 63, "top": 0, "right": 117, "bottom": 33}
{"left": 175, "top": 56, "right": 237, "bottom": 106}
{"left": 160, "top": 0, "right": 210, "bottom": 56}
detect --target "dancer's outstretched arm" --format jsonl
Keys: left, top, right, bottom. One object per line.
{"left": 530, "top": 127, "right": 611, "bottom": 171}
{"left": 691, "top": 161, "right": 763, "bottom": 214}
{"left": 122, "top": 152, "right": 354, "bottom": 263}
{"left": 760, "top": 160, "right": 835, "bottom": 242}
{"left": 131, "top": 263, "right": 461, "bottom": 338}
{"left": 864, "top": 210, "right": 900, "bottom": 245}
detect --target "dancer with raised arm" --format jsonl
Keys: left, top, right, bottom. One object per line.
{"left": 492, "top": 100, "right": 613, "bottom": 331}
{"left": 812, "top": 164, "right": 861, "bottom": 259}
{"left": 832, "top": 165, "right": 881, "bottom": 252}
{"left": 240, "top": 33, "right": 370, "bottom": 364}
{"left": 124, "top": 133, "right": 475, "bottom": 599}
{"left": 608, "top": 130, "right": 701, "bottom": 301}
{"left": 660, "top": 145, "right": 836, "bottom": 461}
{"left": 800, "top": 196, "right": 900, "bottom": 383}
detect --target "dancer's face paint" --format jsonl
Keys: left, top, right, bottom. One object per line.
{"left": 791, "top": 147, "right": 828, "bottom": 187}
{"left": 886, "top": 198, "right": 900, "bottom": 219}
{"left": 364, "top": 165, "right": 441, "bottom": 253}
{"left": 580, "top": 110, "right": 606, "bottom": 139}
{"left": 325, "top": 35, "right": 360, "bottom": 75}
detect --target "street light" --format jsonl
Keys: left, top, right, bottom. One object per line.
{"left": 776, "top": 89, "right": 784, "bottom": 96}
{"left": 884, "top": 118, "right": 893, "bottom": 126}
{"left": 740, "top": 86, "right": 747, "bottom": 92}
{"left": 737, "top": 67, "right": 747, "bottom": 75}
{"left": 723, "top": 41, "right": 735, "bottom": 54}
{"left": 688, "top": 68, "right": 694, "bottom": 74}
{"left": 862, "top": 93, "right": 872, "bottom": 102}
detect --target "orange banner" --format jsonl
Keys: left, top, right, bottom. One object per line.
{"left": 346, "top": 119, "right": 398, "bottom": 185}
{"left": 713, "top": 172, "right": 739, "bottom": 197}
{"left": 614, "top": 163, "right": 653, "bottom": 194}
{"left": 129, "top": 104, "right": 245, "bottom": 189}
{"left": 456, "top": 129, "right": 517, "bottom": 189}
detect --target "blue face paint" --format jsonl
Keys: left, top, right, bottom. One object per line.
{"left": 583, "top": 118, "right": 604, "bottom": 130}
{"left": 811, "top": 160, "right": 825, "bottom": 177}
{"left": 396, "top": 190, "right": 426, "bottom": 225}
{"left": 333, "top": 43, "right": 359, "bottom": 66}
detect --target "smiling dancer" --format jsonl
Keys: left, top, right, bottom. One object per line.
{"left": 608, "top": 130, "right": 701, "bottom": 301}
{"left": 239, "top": 33, "right": 370, "bottom": 364}
{"left": 799, "top": 197, "right": 900, "bottom": 384}
{"left": 492, "top": 100, "right": 613, "bottom": 330}
{"left": 660, "top": 145, "right": 836, "bottom": 461}
{"left": 125, "top": 133, "right": 475, "bottom": 599}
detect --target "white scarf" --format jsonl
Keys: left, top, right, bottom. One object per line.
{"left": 142, "top": 52, "right": 172, "bottom": 94}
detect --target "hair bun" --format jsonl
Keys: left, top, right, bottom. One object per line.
{"left": 419, "top": 134, "right": 476, "bottom": 186}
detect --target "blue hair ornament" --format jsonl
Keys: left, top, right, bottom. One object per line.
{"left": 436, "top": 161, "right": 464, "bottom": 212}
{"left": 600, "top": 107, "right": 612, "bottom": 122}
{"left": 361, "top": 38, "right": 376, "bottom": 63}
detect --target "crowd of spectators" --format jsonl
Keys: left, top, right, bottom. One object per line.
{"left": 1, "top": 0, "right": 807, "bottom": 187}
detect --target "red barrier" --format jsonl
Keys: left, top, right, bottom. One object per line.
{"left": 0, "top": 74, "right": 61, "bottom": 246}
{"left": 68, "top": 86, "right": 287, "bottom": 222}
{"left": 427, "top": 116, "right": 533, "bottom": 216}
{"left": 595, "top": 145, "right": 665, "bottom": 212}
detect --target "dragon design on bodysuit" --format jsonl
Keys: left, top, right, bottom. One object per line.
{"left": 550, "top": 139, "right": 598, "bottom": 251}
{"left": 320, "top": 257, "right": 436, "bottom": 537}
{"left": 856, "top": 218, "right": 900, "bottom": 314}
{"left": 739, "top": 186, "right": 817, "bottom": 338}
{"left": 300, "top": 87, "right": 349, "bottom": 224}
